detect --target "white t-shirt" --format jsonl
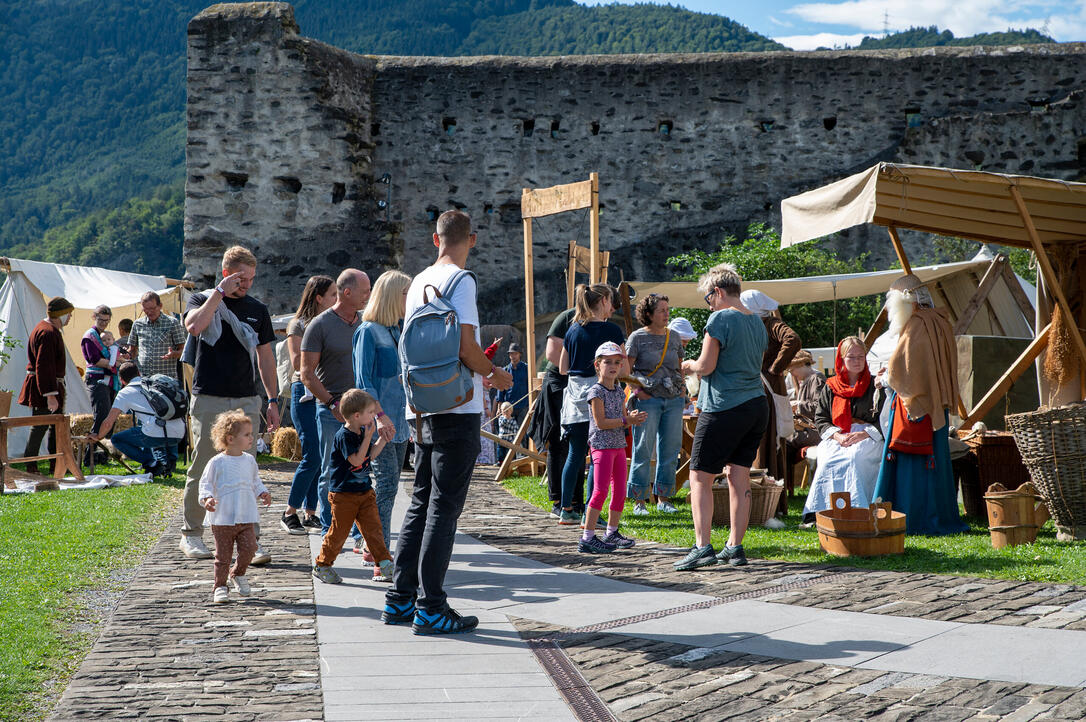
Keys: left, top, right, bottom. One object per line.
{"left": 111, "top": 378, "right": 186, "bottom": 439}
{"left": 404, "top": 262, "right": 482, "bottom": 417}
{"left": 197, "top": 452, "right": 268, "bottom": 526}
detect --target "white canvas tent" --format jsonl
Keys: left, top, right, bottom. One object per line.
{"left": 0, "top": 258, "right": 189, "bottom": 450}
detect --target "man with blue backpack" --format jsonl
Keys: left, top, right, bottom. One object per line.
{"left": 382, "top": 210, "right": 512, "bottom": 635}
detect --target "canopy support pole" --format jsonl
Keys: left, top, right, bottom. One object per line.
{"left": 1000, "top": 260, "right": 1035, "bottom": 333}
{"left": 952, "top": 254, "right": 1006, "bottom": 336}
{"left": 888, "top": 227, "right": 912, "bottom": 274}
{"left": 523, "top": 216, "right": 537, "bottom": 387}
{"left": 1009, "top": 186, "right": 1086, "bottom": 372}
{"left": 962, "top": 322, "right": 1052, "bottom": 428}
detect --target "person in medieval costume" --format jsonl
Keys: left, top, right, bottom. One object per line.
{"left": 872, "top": 274, "right": 967, "bottom": 535}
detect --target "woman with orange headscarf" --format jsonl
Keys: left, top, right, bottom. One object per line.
{"left": 801, "top": 336, "right": 885, "bottom": 524}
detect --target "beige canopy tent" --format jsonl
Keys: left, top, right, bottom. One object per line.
{"left": 629, "top": 252, "right": 1034, "bottom": 339}
{"left": 780, "top": 162, "right": 1086, "bottom": 426}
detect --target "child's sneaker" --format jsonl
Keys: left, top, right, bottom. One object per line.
{"left": 549, "top": 502, "right": 562, "bottom": 519}
{"left": 657, "top": 501, "right": 678, "bottom": 514}
{"left": 412, "top": 607, "right": 479, "bottom": 635}
{"left": 578, "top": 535, "right": 617, "bottom": 554}
{"left": 601, "top": 529, "right": 635, "bottom": 549}
{"left": 716, "top": 544, "right": 749, "bottom": 566}
{"left": 212, "top": 586, "right": 229, "bottom": 604}
{"left": 558, "top": 509, "right": 579, "bottom": 525}
{"left": 632, "top": 502, "right": 650, "bottom": 516}
{"left": 230, "top": 575, "right": 251, "bottom": 596}
{"left": 312, "top": 565, "right": 342, "bottom": 584}
{"left": 302, "top": 515, "right": 322, "bottom": 533}
{"left": 382, "top": 598, "right": 416, "bottom": 625}
{"left": 674, "top": 544, "right": 716, "bottom": 571}
{"left": 360, "top": 548, "right": 375, "bottom": 567}
{"left": 373, "top": 559, "right": 394, "bottom": 582}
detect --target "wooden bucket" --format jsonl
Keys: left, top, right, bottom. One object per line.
{"left": 984, "top": 482, "right": 1050, "bottom": 549}
{"left": 815, "top": 492, "right": 906, "bottom": 557}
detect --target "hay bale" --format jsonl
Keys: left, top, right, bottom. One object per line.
{"left": 71, "top": 412, "right": 136, "bottom": 437}
{"left": 272, "top": 427, "right": 302, "bottom": 461}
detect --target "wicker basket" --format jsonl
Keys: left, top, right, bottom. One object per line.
{"left": 711, "top": 479, "right": 784, "bottom": 527}
{"left": 1006, "top": 404, "right": 1086, "bottom": 541}
{"left": 957, "top": 431, "right": 1031, "bottom": 518}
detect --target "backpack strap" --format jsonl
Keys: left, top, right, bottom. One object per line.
{"left": 438, "top": 269, "right": 477, "bottom": 302}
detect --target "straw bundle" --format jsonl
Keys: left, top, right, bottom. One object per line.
{"left": 272, "top": 427, "right": 302, "bottom": 461}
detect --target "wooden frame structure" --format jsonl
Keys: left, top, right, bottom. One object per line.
{"left": 1, "top": 414, "right": 84, "bottom": 489}
{"left": 781, "top": 162, "right": 1086, "bottom": 428}
{"left": 494, "top": 173, "right": 602, "bottom": 481}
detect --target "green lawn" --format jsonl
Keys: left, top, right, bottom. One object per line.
{"left": 0, "top": 462, "right": 182, "bottom": 722}
{"left": 502, "top": 475, "right": 1086, "bottom": 585}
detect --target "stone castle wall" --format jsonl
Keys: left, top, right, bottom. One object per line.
{"left": 184, "top": 2, "right": 1086, "bottom": 319}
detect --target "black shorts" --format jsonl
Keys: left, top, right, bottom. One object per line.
{"left": 690, "top": 395, "right": 770, "bottom": 473}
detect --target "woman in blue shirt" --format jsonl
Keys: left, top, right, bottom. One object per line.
{"left": 353, "top": 270, "right": 412, "bottom": 580}
{"left": 677, "top": 263, "right": 768, "bottom": 571}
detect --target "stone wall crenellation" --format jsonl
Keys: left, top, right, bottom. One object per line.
{"left": 185, "top": 2, "right": 1086, "bottom": 322}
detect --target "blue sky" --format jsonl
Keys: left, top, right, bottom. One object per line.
{"left": 577, "top": 1, "right": 1086, "bottom": 50}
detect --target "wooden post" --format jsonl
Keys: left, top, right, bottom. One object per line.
{"left": 1000, "top": 260, "right": 1035, "bottom": 333}
{"left": 1009, "top": 186, "right": 1086, "bottom": 373}
{"left": 962, "top": 322, "right": 1052, "bottom": 428}
{"left": 589, "top": 172, "right": 600, "bottom": 283}
{"left": 863, "top": 306, "right": 888, "bottom": 349}
{"left": 566, "top": 240, "right": 577, "bottom": 307}
{"left": 523, "top": 214, "right": 537, "bottom": 387}
{"left": 888, "top": 227, "right": 913, "bottom": 275}
{"left": 952, "top": 255, "right": 1006, "bottom": 335}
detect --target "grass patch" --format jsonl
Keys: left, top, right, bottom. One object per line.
{"left": 501, "top": 475, "right": 1086, "bottom": 585}
{"left": 0, "top": 460, "right": 183, "bottom": 722}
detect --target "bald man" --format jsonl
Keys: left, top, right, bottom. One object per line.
{"left": 300, "top": 268, "right": 385, "bottom": 533}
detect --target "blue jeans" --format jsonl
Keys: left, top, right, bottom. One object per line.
{"left": 626, "top": 395, "right": 685, "bottom": 501}
{"left": 370, "top": 439, "right": 408, "bottom": 549}
{"left": 111, "top": 426, "right": 180, "bottom": 471}
{"left": 560, "top": 422, "right": 589, "bottom": 510}
{"left": 286, "top": 383, "right": 320, "bottom": 512}
{"left": 387, "top": 413, "right": 480, "bottom": 613}
{"left": 316, "top": 402, "right": 361, "bottom": 539}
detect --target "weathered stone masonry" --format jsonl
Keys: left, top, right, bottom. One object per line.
{"left": 184, "top": 2, "right": 1086, "bottom": 322}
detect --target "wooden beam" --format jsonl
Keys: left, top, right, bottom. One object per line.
{"left": 887, "top": 227, "right": 913, "bottom": 275}
{"left": 481, "top": 430, "right": 546, "bottom": 463}
{"left": 523, "top": 216, "right": 537, "bottom": 386}
{"left": 521, "top": 180, "right": 593, "bottom": 219}
{"left": 1009, "top": 185, "right": 1086, "bottom": 374}
{"left": 863, "top": 305, "right": 888, "bottom": 349}
{"left": 619, "top": 281, "right": 634, "bottom": 336}
{"left": 600, "top": 250, "right": 610, "bottom": 285}
{"left": 589, "top": 172, "right": 600, "bottom": 283}
{"left": 952, "top": 255, "right": 1006, "bottom": 335}
{"left": 567, "top": 240, "right": 577, "bottom": 308}
{"left": 999, "top": 258, "right": 1035, "bottom": 333}
{"left": 962, "top": 321, "right": 1051, "bottom": 428}
{"left": 495, "top": 405, "right": 535, "bottom": 481}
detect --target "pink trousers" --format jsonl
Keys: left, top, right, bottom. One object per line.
{"left": 588, "top": 448, "right": 627, "bottom": 513}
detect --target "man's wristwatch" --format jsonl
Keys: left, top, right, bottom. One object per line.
{"left": 328, "top": 398, "right": 339, "bottom": 410}
{"left": 267, "top": 398, "right": 278, "bottom": 405}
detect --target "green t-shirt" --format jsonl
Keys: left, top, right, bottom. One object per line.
{"left": 698, "top": 309, "right": 767, "bottom": 413}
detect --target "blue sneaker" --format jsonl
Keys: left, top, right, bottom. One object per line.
{"left": 412, "top": 607, "right": 479, "bottom": 635}
{"left": 381, "top": 598, "right": 416, "bottom": 625}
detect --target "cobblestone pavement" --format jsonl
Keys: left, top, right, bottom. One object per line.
{"left": 49, "top": 464, "right": 323, "bottom": 721}
{"left": 461, "top": 470, "right": 1086, "bottom": 721}
{"left": 49, "top": 463, "right": 1086, "bottom": 721}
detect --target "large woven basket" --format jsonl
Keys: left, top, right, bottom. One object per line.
{"left": 711, "top": 479, "right": 784, "bottom": 527}
{"left": 1005, "top": 404, "right": 1086, "bottom": 541}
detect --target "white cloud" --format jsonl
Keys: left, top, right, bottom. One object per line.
{"left": 785, "top": 0, "right": 1086, "bottom": 40}
{"left": 768, "top": 15, "right": 793, "bottom": 28}
{"left": 774, "top": 32, "right": 871, "bottom": 49}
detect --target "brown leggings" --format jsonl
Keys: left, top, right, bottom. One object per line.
{"left": 316, "top": 490, "right": 391, "bottom": 568}
{"left": 211, "top": 523, "right": 258, "bottom": 587}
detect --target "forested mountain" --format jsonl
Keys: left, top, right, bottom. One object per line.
{"left": 855, "top": 26, "right": 1053, "bottom": 50}
{"left": 0, "top": 0, "right": 1055, "bottom": 277}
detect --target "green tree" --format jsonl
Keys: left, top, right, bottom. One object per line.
{"left": 666, "top": 223, "right": 882, "bottom": 355}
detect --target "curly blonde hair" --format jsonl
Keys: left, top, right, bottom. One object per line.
{"left": 211, "top": 410, "right": 252, "bottom": 451}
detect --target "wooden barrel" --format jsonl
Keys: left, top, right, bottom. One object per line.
{"left": 984, "top": 482, "right": 1049, "bottom": 549}
{"left": 815, "top": 492, "right": 906, "bottom": 557}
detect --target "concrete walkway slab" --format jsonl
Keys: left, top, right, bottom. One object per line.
{"left": 857, "top": 622, "right": 1086, "bottom": 687}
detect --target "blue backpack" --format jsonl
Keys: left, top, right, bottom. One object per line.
{"left": 399, "top": 269, "right": 477, "bottom": 415}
